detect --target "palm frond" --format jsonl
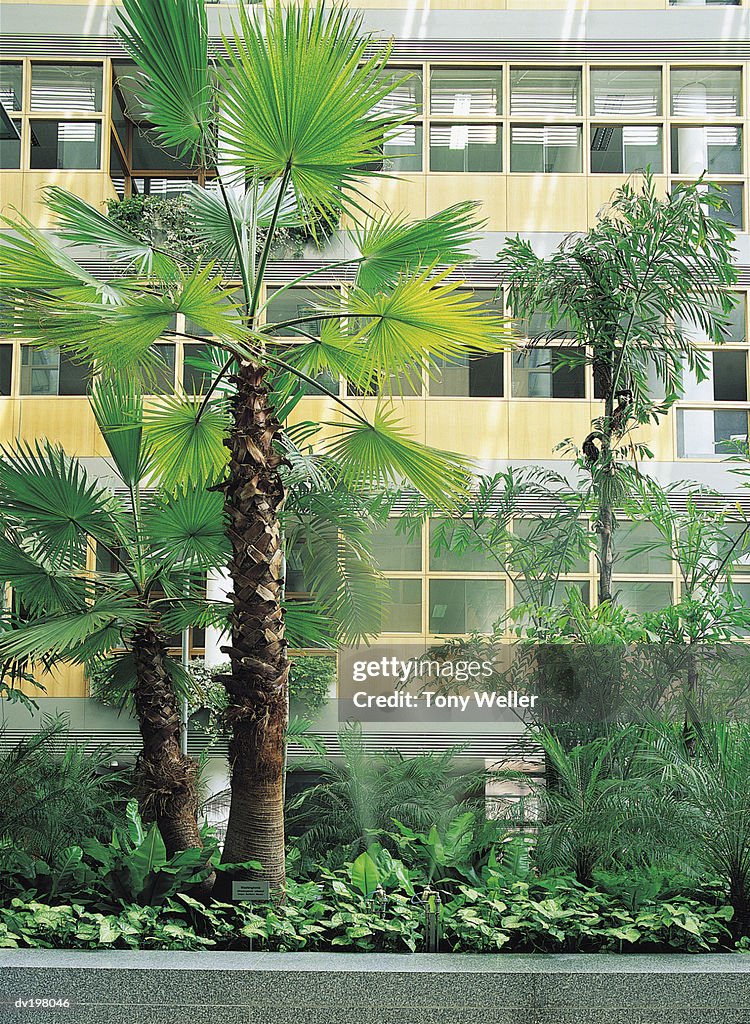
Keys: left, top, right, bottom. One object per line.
{"left": 89, "top": 376, "right": 153, "bottom": 488}
{"left": 44, "top": 187, "right": 177, "bottom": 277}
{"left": 116, "top": 0, "right": 213, "bottom": 164}
{"left": 0, "top": 536, "right": 89, "bottom": 615}
{"left": 144, "top": 487, "right": 229, "bottom": 568}
{"left": 217, "top": 0, "right": 399, "bottom": 221}
{"left": 322, "top": 404, "right": 472, "bottom": 508}
{"left": 353, "top": 202, "right": 485, "bottom": 291}
{"left": 144, "top": 393, "right": 230, "bottom": 490}
{"left": 283, "top": 602, "right": 335, "bottom": 649}
{"left": 0, "top": 441, "right": 119, "bottom": 567}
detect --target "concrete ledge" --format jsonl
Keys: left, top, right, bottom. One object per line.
{"left": 1, "top": 951, "right": 749, "bottom": 1024}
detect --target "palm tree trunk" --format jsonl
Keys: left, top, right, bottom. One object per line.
{"left": 220, "top": 361, "right": 289, "bottom": 894}
{"left": 131, "top": 625, "right": 204, "bottom": 853}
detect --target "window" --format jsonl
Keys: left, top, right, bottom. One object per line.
{"left": 430, "top": 352, "right": 504, "bottom": 397}
{"left": 29, "top": 120, "right": 101, "bottom": 169}
{"left": 429, "top": 579, "right": 505, "bottom": 635}
{"left": 513, "top": 580, "right": 590, "bottom": 614}
{"left": 182, "top": 343, "right": 213, "bottom": 395}
{"left": 512, "top": 348, "right": 585, "bottom": 398}
{"left": 371, "top": 521, "right": 422, "bottom": 572}
{"left": 0, "top": 345, "right": 11, "bottom": 396}
{"left": 710, "top": 183, "right": 744, "bottom": 230}
{"left": 677, "top": 409, "right": 748, "bottom": 458}
{"left": 0, "top": 62, "right": 23, "bottom": 111}
{"left": 590, "top": 68, "right": 662, "bottom": 117}
{"left": 265, "top": 287, "right": 335, "bottom": 337}
{"left": 382, "top": 580, "right": 422, "bottom": 633}
{"left": 512, "top": 518, "right": 590, "bottom": 574}
{"left": 670, "top": 68, "right": 742, "bottom": 118}
{"left": 671, "top": 125, "right": 742, "bottom": 175}
{"left": 510, "top": 68, "right": 581, "bottom": 117}
{"left": 591, "top": 125, "right": 663, "bottom": 174}
{"left": 0, "top": 117, "right": 21, "bottom": 169}
{"left": 675, "top": 293, "right": 746, "bottom": 344}
{"left": 519, "top": 310, "right": 575, "bottom": 339}
{"left": 131, "top": 128, "right": 194, "bottom": 171}
{"left": 510, "top": 125, "right": 582, "bottom": 173}
{"left": 131, "top": 177, "right": 194, "bottom": 196}
{"left": 617, "top": 522, "right": 673, "bottom": 574}
{"left": 383, "top": 124, "right": 422, "bottom": 172}
{"left": 682, "top": 351, "right": 747, "bottom": 402}
{"left": 429, "top": 519, "right": 498, "bottom": 572}
{"left": 148, "top": 343, "right": 176, "bottom": 394}
{"left": 430, "top": 67, "right": 502, "bottom": 116}
{"left": 20, "top": 347, "right": 90, "bottom": 396}
{"left": 429, "top": 123, "right": 501, "bottom": 172}
{"left": 614, "top": 582, "right": 673, "bottom": 614}
{"left": 30, "top": 63, "right": 103, "bottom": 112}
{"left": 373, "top": 68, "right": 422, "bottom": 116}
{"left": 670, "top": 2, "right": 740, "bottom": 8}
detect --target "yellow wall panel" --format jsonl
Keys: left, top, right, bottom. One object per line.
{"left": 507, "top": 0, "right": 663, "bottom": 7}
{"left": 287, "top": 397, "right": 341, "bottom": 443}
{"left": 427, "top": 175, "right": 506, "bottom": 230}
{"left": 23, "top": 172, "right": 110, "bottom": 228}
{"left": 426, "top": 399, "right": 510, "bottom": 459}
{"left": 347, "top": 397, "right": 427, "bottom": 443}
{"left": 507, "top": 177, "right": 588, "bottom": 233}
{"left": 0, "top": 400, "right": 20, "bottom": 443}
{"left": 25, "top": 663, "right": 88, "bottom": 700}
{"left": 0, "top": 173, "right": 25, "bottom": 216}
{"left": 17, "top": 399, "right": 100, "bottom": 456}
{"left": 507, "top": 401, "right": 594, "bottom": 460}
{"left": 342, "top": 175, "right": 427, "bottom": 226}
{"left": 628, "top": 416, "right": 675, "bottom": 464}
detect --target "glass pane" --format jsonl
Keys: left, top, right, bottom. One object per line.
{"left": 513, "top": 580, "right": 590, "bottom": 614}
{"left": 590, "top": 68, "right": 662, "bottom": 117}
{"left": 382, "top": 580, "right": 422, "bottom": 633}
{"left": 677, "top": 409, "right": 748, "bottom": 458}
{"left": 591, "top": 125, "right": 663, "bottom": 174}
{"left": 512, "top": 348, "right": 585, "bottom": 398}
{"left": 373, "top": 68, "right": 422, "bottom": 116}
{"left": 383, "top": 124, "right": 422, "bottom": 172}
{"left": 670, "top": 1, "right": 740, "bottom": 5}
{"left": 0, "top": 63, "right": 23, "bottom": 111}
{"left": 429, "top": 579, "right": 505, "bottom": 635}
{"left": 0, "top": 345, "right": 12, "bottom": 396}
{"left": 617, "top": 522, "right": 673, "bottom": 574}
{"left": 30, "top": 120, "right": 101, "bottom": 169}
{"left": 429, "top": 124, "right": 501, "bottom": 172}
{"left": 430, "top": 67, "right": 502, "bottom": 116}
{"left": 131, "top": 127, "right": 194, "bottom": 170}
{"left": 111, "top": 86, "right": 129, "bottom": 146}
{"left": 730, "top": 583, "right": 750, "bottom": 637}
{"left": 371, "top": 521, "right": 422, "bottom": 572}
{"left": 510, "top": 125, "right": 582, "bottom": 173}
{"left": 266, "top": 287, "right": 336, "bottom": 337}
{"left": 429, "top": 519, "right": 500, "bottom": 572}
{"left": 711, "top": 183, "right": 744, "bottom": 229}
{"left": 614, "top": 581, "right": 673, "bottom": 614}
{"left": 30, "top": 63, "right": 103, "bottom": 112}
{"left": 58, "top": 352, "right": 91, "bottom": 396}
{"left": 681, "top": 350, "right": 748, "bottom": 402}
{"left": 519, "top": 310, "right": 575, "bottom": 339}
{"left": 20, "top": 347, "right": 59, "bottom": 396}
{"left": 671, "top": 125, "right": 742, "bottom": 175}
{"left": 510, "top": 68, "right": 581, "bottom": 117}
{"left": 670, "top": 68, "right": 742, "bottom": 118}
{"left": 0, "top": 118, "right": 21, "bottom": 169}
{"left": 182, "top": 343, "right": 213, "bottom": 394}
{"left": 430, "top": 352, "right": 504, "bottom": 397}
{"left": 149, "top": 343, "right": 175, "bottom": 394}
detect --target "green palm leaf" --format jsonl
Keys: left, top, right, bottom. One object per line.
{"left": 0, "top": 536, "right": 88, "bottom": 615}
{"left": 144, "top": 487, "right": 229, "bottom": 568}
{"left": 340, "top": 267, "right": 512, "bottom": 388}
{"left": 0, "top": 442, "right": 119, "bottom": 567}
{"left": 353, "top": 201, "right": 485, "bottom": 291}
{"left": 44, "top": 187, "right": 178, "bottom": 277}
{"left": 0, "top": 598, "right": 149, "bottom": 666}
{"left": 322, "top": 404, "right": 472, "bottom": 508}
{"left": 144, "top": 393, "right": 230, "bottom": 489}
{"left": 218, "top": 0, "right": 399, "bottom": 220}
{"left": 283, "top": 603, "right": 334, "bottom": 650}
{"left": 116, "top": 0, "right": 213, "bottom": 164}
{"left": 0, "top": 215, "right": 108, "bottom": 296}
{"left": 89, "top": 376, "right": 153, "bottom": 488}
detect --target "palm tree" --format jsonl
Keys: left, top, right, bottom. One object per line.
{"left": 0, "top": 0, "right": 511, "bottom": 890}
{"left": 501, "top": 174, "right": 738, "bottom": 604}
{"left": 0, "top": 378, "right": 229, "bottom": 854}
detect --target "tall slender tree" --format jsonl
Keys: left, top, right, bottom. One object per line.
{"left": 0, "top": 0, "right": 511, "bottom": 890}
{"left": 501, "top": 174, "right": 737, "bottom": 604}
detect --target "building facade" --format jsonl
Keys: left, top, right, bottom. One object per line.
{"left": 1, "top": 0, "right": 749, "bottom": 771}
